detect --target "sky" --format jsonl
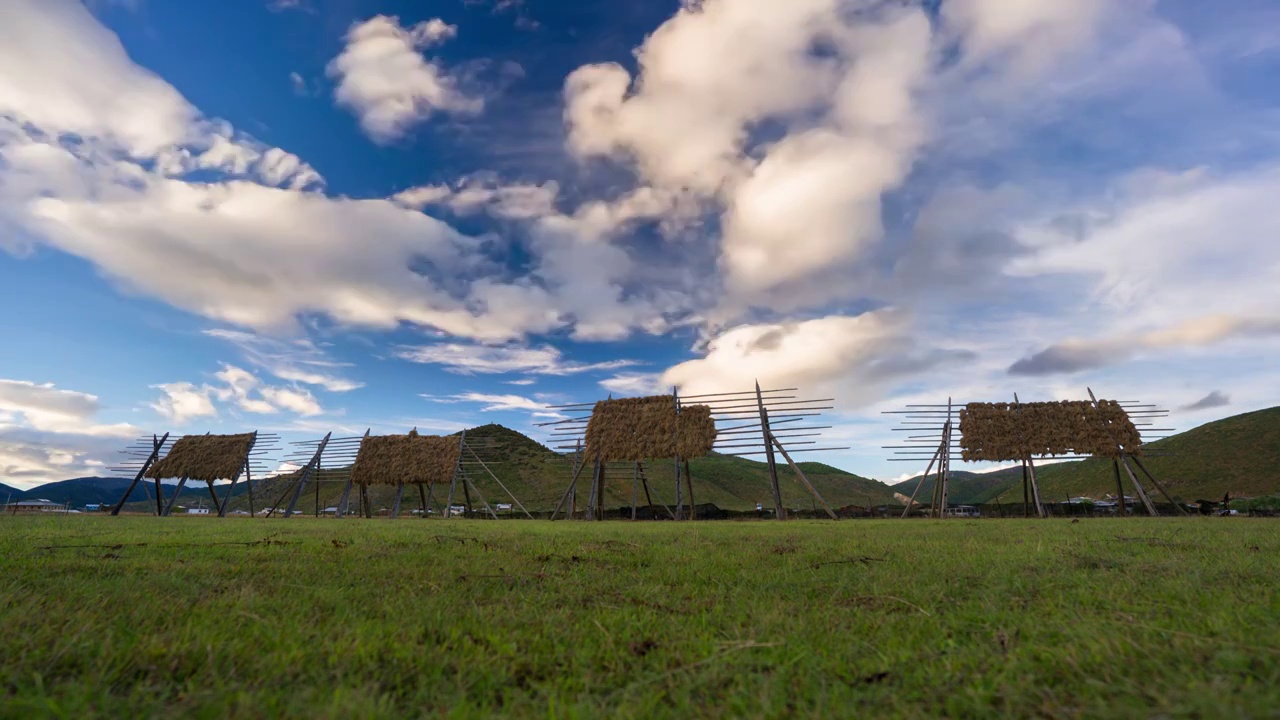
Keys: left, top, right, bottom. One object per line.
{"left": 2, "top": 0, "right": 1280, "bottom": 490}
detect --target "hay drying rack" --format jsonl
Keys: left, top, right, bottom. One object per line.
{"left": 272, "top": 429, "right": 531, "bottom": 519}
{"left": 538, "top": 383, "right": 849, "bottom": 521}
{"left": 883, "top": 388, "right": 1182, "bottom": 518}
{"left": 108, "top": 431, "right": 280, "bottom": 517}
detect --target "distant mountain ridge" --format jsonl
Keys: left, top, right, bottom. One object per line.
{"left": 3, "top": 476, "right": 243, "bottom": 509}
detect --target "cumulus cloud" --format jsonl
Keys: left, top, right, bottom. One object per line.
{"left": 0, "top": 379, "right": 137, "bottom": 438}
{"left": 663, "top": 310, "right": 973, "bottom": 408}
{"left": 328, "top": 15, "right": 481, "bottom": 143}
{"left": 0, "top": 440, "right": 111, "bottom": 489}
{"left": 150, "top": 382, "right": 218, "bottom": 424}
{"left": 562, "top": 0, "right": 1041, "bottom": 308}
{"left": 152, "top": 365, "right": 325, "bottom": 424}
{"left": 395, "top": 343, "right": 636, "bottom": 376}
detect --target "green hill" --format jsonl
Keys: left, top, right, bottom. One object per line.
{"left": 202, "top": 423, "right": 898, "bottom": 516}
{"left": 891, "top": 469, "right": 1021, "bottom": 506}
{"left": 985, "top": 406, "right": 1280, "bottom": 503}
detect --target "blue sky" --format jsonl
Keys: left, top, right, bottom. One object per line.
{"left": 2, "top": 0, "right": 1280, "bottom": 489}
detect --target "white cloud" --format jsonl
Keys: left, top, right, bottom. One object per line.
{"left": 504, "top": 378, "right": 536, "bottom": 386}
{"left": 0, "top": 440, "right": 112, "bottom": 489}
{"left": 599, "top": 372, "right": 665, "bottom": 397}
{"left": 395, "top": 343, "right": 636, "bottom": 376}
{"left": 663, "top": 310, "right": 972, "bottom": 409}
{"left": 0, "top": 2, "right": 321, "bottom": 190}
{"left": 203, "top": 329, "right": 364, "bottom": 392}
{"left": 259, "top": 386, "right": 323, "bottom": 416}
{"left": 149, "top": 382, "right": 218, "bottom": 424}
{"left": 424, "top": 392, "right": 542, "bottom": 412}
{"left": 327, "top": 15, "right": 481, "bottom": 144}
{"left": 0, "top": 379, "right": 137, "bottom": 438}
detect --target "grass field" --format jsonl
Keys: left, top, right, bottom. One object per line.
{"left": 1, "top": 517, "right": 1278, "bottom": 719}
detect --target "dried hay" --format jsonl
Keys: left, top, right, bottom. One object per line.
{"left": 958, "top": 400, "right": 1142, "bottom": 462}
{"left": 146, "top": 433, "right": 255, "bottom": 481}
{"left": 349, "top": 429, "right": 460, "bottom": 486}
{"left": 584, "top": 395, "right": 718, "bottom": 462}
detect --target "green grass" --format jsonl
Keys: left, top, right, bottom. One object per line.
{"left": 2, "top": 517, "right": 1278, "bottom": 718}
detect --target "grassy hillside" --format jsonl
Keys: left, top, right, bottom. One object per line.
{"left": 208, "top": 423, "right": 898, "bottom": 515}
{"left": 891, "top": 469, "right": 1022, "bottom": 506}
{"left": 992, "top": 406, "right": 1280, "bottom": 503}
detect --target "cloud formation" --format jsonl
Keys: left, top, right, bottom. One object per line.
{"left": 0, "top": 379, "right": 137, "bottom": 438}
{"left": 395, "top": 343, "right": 636, "bottom": 376}
{"left": 1181, "top": 391, "right": 1230, "bottom": 412}
{"left": 328, "top": 15, "right": 481, "bottom": 143}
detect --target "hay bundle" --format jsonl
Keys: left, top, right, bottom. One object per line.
{"left": 146, "top": 433, "right": 254, "bottom": 481}
{"left": 349, "top": 430, "right": 461, "bottom": 486}
{"left": 958, "top": 400, "right": 1142, "bottom": 462}
{"left": 584, "top": 395, "right": 718, "bottom": 462}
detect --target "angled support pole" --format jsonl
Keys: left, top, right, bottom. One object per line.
{"left": 465, "top": 442, "right": 534, "bottom": 519}
{"left": 937, "top": 398, "right": 953, "bottom": 517}
{"left": 900, "top": 441, "right": 941, "bottom": 519}
{"left": 1129, "top": 455, "right": 1187, "bottom": 515}
{"left": 391, "top": 483, "right": 405, "bottom": 519}
{"left": 551, "top": 440, "right": 585, "bottom": 521}
{"left": 284, "top": 432, "right": 330, "bottom": 518}
{"left": 161, "top": 476, "right": 189, "bottom": 516}
{"left": 769, "top": 432, "right": 837, "bottom": 519}
{"left": 757, "top": 381, "right": 786, "bottom": 520}
{"left": 111, "top": 432, "right": 169, "bottom": 516}
{"left": 445, "top": 430, "right": 465, "bottom": 518}
{"left": 336, "top": 430, "right": 367, "bottom": 518}
{"left": 218, "top": 431, "right": 258, "bottom": 517}
{"left": 672, "top": 387, "right": 684, "bottom": 520}
{"left": 1088, "top": 388, "right": 1158, "bottom": 516}
{"left": 1013, "top": 393, "right": 1046, "bottom": 518}
{"left": 632, "top": 462, "right": 640, "bottom": 520}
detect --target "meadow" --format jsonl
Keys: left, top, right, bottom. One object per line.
{"left": 1, "top": 516, "right": 1277, "bottom": 719}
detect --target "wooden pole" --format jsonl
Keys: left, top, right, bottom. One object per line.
{"left": 245, "top": 462, "right": 255, "bottom": 517}
{"left": 1021, "top": 458, "right": 1030, "bottom": 518}
{"left": 770, "top": 433, "right": 837, "bottom": 519}
{"left": 1112, "top": 460, "right": 1127, "bottom": 514}
{"left": 684, "top": 459, "right": 696, "bottom": 520}
{"left": 111, "top": 432, "right": 169, "bottom": 516}
{"left": 217, "top": 431, "right": 257, "bottom": 517}
{"left": 757, "top": 382, "right": 786, "bottom": 520}
{"left": 205, "top": 479, "right": 223, "bottom": 515}
{"left": 900, "top": 442, "right": 941, "bottom": 519}
{"left": 672, "top": 388, "right": 684, "bottom": 520}
{"left": 285, "top": 433, "right": 330, "bottom": 518}
{"left": 445, "top": 430, "right": 465, "bottom": 518}
{"left": 1025, "top": 455, "right": 1046, "bottom": 518}
{"left": 632, "top": 462, "right": 640, "bottom": 520}
{"left": 938, "top": 399, "right": 952, "bottom": 517}
{"left": 551, "top": 442, "right": 587, "bottom": 521}
{"left": 161, "top": 476, "right": 189, "bottom": 516}
{"left": 1129, "top": 455, "right": 1187, "bottom": 515}
{"left": 464, "top": 443, "right": 534, "bottom": 519}
{"left": 391, "top": 483, "right": 405, "bottom": 519}
{"left": 419, "top": 483, "right": 428, "bottom": 517}
{"left": 1119, "top": 455, "right": 1157, "bottom": 516}
{"left": 314, "top": 457, "right": 321, "bottom": 517}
